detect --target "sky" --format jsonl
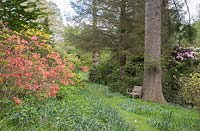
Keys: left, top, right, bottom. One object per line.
{"left": 184, "top": 0, "right": 200, "bottom": 21}
{"left": 47, "top": 0, "right": 73, "bottom": 25}
{"left": 48, "top": 0, "right": 200, "bottom": 25}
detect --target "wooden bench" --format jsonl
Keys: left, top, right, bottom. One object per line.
{"left": 127, "top": 86, "right": 142, "bottom": 98}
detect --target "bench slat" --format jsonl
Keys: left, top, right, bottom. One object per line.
{"left": 126, "top": 86, "right": 142, "bottom": 98}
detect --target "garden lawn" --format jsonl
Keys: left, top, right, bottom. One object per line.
{"left": 84, "top": 83, "right": 200, "bottom": 131}
{"left": 77, "top": 72, "right": 200, "bottom": 131}
{"left": 83, "top": 83, "right": 159, "bottom": 131}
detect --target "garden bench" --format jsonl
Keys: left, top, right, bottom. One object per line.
{"left": 127, "top": 86, "right": 142, "bottom": 98}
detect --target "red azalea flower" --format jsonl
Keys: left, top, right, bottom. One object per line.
{"left": 81, "top": 66, "right": 89, "bottom": 72}
{"left": 31, "top": 36, "right": 38, "bottom": 41}
{"left": 13, "top": 97, "right": 22, "bottom": 105}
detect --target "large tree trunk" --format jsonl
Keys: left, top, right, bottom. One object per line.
{"left": 142, "top": 0, "right": 166, "bottom": 103}
{"left": 119, "top": 54, "right": 126, "bottom": 80}
{"left": 119, "top": 0, "right": 127, "bottom": 80}
{"left": 92, "top": 0, "right": 99, "bottom": 66}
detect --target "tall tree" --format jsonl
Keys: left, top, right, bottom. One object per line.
{"left": 92, "top": 0, "right": 99, "bottom": 66}
{"left": 0, "top": 0, "right": 50, "bottom": 32}
{"left": 69, "top": 0, "right": 103, "bottom": 65}
{"left": 98, "top": 0, "right": 145, "bottom": 64}
{"left": 142, "top": 0, "right": 166, "bottom": 103}
{"left": 47, "top": 1, "right": 65, "bottom": 43}
{"left": 69, "top": 0, "right": 145, "bottom": 66}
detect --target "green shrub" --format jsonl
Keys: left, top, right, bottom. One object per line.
{"left": 89, "top": 57, "right": 143, "bottom": 93}
{"left": 89, "top": 63, "right": 114, "bottom": 85}
{"left": 180, "top": 73, "right": 200, "bottom": 113}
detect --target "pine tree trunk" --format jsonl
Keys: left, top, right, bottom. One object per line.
{"left": 92, "top": 50, "right": 99, "bottom": 66}
{"left": 119, "top": 0, "right": 127, "bottom": 80}
{"left": 142, "top": 0, "right": 166, "bottom": 103}
{"left": 119, "top": 54, "right": 126, "bottom": 80}
{"left": 92, "top": 0, "right": 99, "bottom": 66}
{"left": 120, "top": 54, "right": 126, "bottom": 67}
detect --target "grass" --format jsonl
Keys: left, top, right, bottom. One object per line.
{"left": 84, "top": 83, "right": 160, "bottom": 131}
{"left": 0, "top": 85, "right": 136, "bottom": 131}
{"left": 84, "top": 83, "right": 200, "bottom": 131}
{"left": 0, "top": 72, "right": 199, "bottom": 131}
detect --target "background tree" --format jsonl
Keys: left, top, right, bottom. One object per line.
{"left": 68, "top": 0, "right": 103, "bottom": 65}
{"left": 69, "top": 0, "right": 145, "bottom": 66}
{"left": 47, "top": 1, "right": 65, "bottom": 43}
{"left": 0, "top": 0, "right": 51, "bottom": 32}
{"left": 92, "top": 0, "right": 99, "bottom": 66}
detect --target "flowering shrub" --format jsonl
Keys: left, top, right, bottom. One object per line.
{"left": 163, "top": 45, "right": 200, "bottom": 104}
{"left": 0, "top": 26, "right": 74, "bottom": 100}
{"left": 20, "top": 26, "right": 51, "bottom": 43}
{"left": 172, "top": 46, "right": 195, "bottom": 61}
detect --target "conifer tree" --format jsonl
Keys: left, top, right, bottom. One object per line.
{"left": 0, "top": 0, "right": 51, "bottom": 32}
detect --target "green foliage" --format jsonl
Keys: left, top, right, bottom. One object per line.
{"left": 69, "top": 0, "right": 145, "bottom": 58}
{"left": 193, "top": 21, "right": 200, "bottom": 46}
{"left": 89, "top": 57, "right": 143, "bottom": 93}
{"left": 89, "top": 62, "right": 114, "bottom": 85}
{"left": 0, "top": 86, "right": 136, "bottom": 131}
{"left": 181, "top": 73, "right": 200, "bottom": 113}
{"left": 72, "top": 73, "right": 87, "bottom": 89}
{"left": 0, "top": 0, "right": 51, "bottom": 32}
{"left": 60, "top": 47, "right": 92, "bottom": 69}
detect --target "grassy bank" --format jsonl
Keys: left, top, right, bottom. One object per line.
{"left": 0, "top": 72, "right": 199, "bottom": 131}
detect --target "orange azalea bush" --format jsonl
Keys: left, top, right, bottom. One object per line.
{"left": 0, "top": 26, "right": 74, "bottom": 100}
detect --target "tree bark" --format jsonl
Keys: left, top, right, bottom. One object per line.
{"left": 142, "top": 0, "right": 166, "bottom": 103}
{"left": 119, "top": 54, "right": 126, "bottom": 80}
{"left": 92, "top": 49, "right": 99, "bottom": 66}
{"left": 92, "top": 0, "right": 99, "bottom": 66}
{"left": 119, "top": 0, "right": 127, "bottom": 80}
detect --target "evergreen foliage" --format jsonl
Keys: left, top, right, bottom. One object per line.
{"left": 0, "top": 0, "right": 51, "bottom": 32}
